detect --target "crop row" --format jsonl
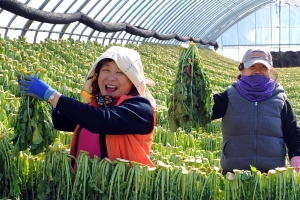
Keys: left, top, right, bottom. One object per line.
{"left": 1, "top": 36, "right": 300, "bottom": 199}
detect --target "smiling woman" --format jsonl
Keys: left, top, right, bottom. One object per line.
{"left": 94, "top": 58, "right": 135, "bottom": 97}
{"left": 17, "top": 46, "right": 157, "bottom": 170}
{"left": 211, "top": 48, "right": 300, "bottom": 175}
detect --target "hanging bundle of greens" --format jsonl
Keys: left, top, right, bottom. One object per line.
{"left": 11, "top": 67, "right": 58, "bottom": 156}
{"left": 168, "top": 42, "right": 212, "bottom": 132}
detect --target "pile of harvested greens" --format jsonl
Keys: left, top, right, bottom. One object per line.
{"left": 11, "top": 68, "right": 58, "bottom": 156}
{"left": 168, "top": 42, "right": 212, "bottom": 132}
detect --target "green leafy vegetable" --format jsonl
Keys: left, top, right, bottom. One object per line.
{"left": 11, "top": 72, "right": 57, "bottom": 156}
{"left": 168, "top": 42, "right": 213, "bottom": 132}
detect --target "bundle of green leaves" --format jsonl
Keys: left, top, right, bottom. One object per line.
{"left": 168, "top": 42, "right": 212, "bottom": 132}
{"left": 11, "top": 70, "right": 57, "bottom": 156}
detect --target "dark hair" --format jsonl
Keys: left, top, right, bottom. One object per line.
{"left": 236, "top": 63, "right": 279, "bottom": 82}
{"left": 238, "top": 63, "right": 244, "bottom": 71}
{"left": 236, "top": 63, "right": 244, "bottom": 80}
{"left": 91, "top": 58, "right": 139, "bottom": 100}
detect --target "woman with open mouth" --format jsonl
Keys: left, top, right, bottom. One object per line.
{"left": 18, "top": 46, "right": 156, "bottom": 170}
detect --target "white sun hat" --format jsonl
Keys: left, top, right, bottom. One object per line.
{"left": 81, "top": 46, "right": 156, "bottom": 108}
{"left": 241, "top": 48, "right": 273, "bottom": 70}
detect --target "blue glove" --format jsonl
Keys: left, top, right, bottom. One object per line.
{"left": 18, "top": 75, "right": 56, "bottom": 101}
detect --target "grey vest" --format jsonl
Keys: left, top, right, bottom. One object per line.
{"left": 221, "top": 82, "right": 287, "bottom": 172}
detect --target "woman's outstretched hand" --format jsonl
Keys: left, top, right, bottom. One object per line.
{"left": 17, "top": 75, "right": 55, "bottom": 101}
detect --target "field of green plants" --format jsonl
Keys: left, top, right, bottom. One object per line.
{"left": 1, "top": 36, "right": 300, "bottom": 199}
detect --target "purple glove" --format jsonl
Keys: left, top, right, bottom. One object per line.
{"left": 291, "top": 156, "right": 300, "bottom": 172}
{"left": 18, "top": 75, "right": 55, "bottom": 101}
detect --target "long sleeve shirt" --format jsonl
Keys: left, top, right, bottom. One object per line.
{"left": 52, "top": 95, "right": 154, "bottom": 134}
{"left": 52, "top": 95, "right": 154, "bottom": 160}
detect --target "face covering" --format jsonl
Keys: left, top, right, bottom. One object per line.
{"left": 238, "top": 74, "right": 275, "bottom": 102}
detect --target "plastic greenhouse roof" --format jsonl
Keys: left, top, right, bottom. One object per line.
{"left": 0, "top": 0, "right": 277, "bottom": 48}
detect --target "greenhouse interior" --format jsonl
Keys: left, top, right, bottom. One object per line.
{"left": 1, "top": 0, "right": 300, "bottom": 199}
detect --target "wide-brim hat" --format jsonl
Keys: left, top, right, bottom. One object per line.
{"left": 81, "top": 46, "right": 156, "bottom": 108}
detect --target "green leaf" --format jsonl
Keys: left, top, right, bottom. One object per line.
{"left": 32, "top": 124, "right": 43, "bottom": 144}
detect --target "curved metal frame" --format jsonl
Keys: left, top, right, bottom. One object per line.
{"left": 33, "top": 0, "right": 64, "bottom": 43}
{"left": 164, "top": 1, "right": 214, "bottom": 45}
{"left": 21, "top": 0, "right": 49, "bottom": 37}
{"left": 74, "top": 0, "right": 101, "bottom": 41}
{"left": 122, "top": 1, "right": 157, "bottom": 45}
{"left": 47, "top": 0, "right": 77, "bottom": 39}
{"left": 58, "top": 0, "right": 90, "bottom": 39}
{"left": 107, "top": 0, "right": 140, "bottom": 44}
{"left": 83, "top": 0, "right": 112, "bottom": 41}
{"left": 151, "top": 1, "right": 197, "bottom": 45}
{"left": 145, "top": 1, "right": 189, "bottom": 44}
{"left": 209, "top": 1, "right": 276, "bottom": 41}
{"left": 95, "top": 0, "right": 137, "bottom": 45}
{"left": 0, "top": 0, "right": 280, "bottom": 47}
{"left": 129, "top": 0, "right": 170, "bottom": 44}
{"left": 106, "top": 0, "right": 145, "bottom": 44}
{"left": 93, "top": 0, "right": 128, "bottom": 44}
{"left": 4, "top": 0, "right": 31, "bottom": 39}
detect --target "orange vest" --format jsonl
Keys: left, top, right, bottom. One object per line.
{"left": 70, "top": 95, "right": 156, "bottom": 167}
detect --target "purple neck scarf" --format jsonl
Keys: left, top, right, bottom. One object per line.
{"left": 238, "top": 75, "right": 275, "bottom": 102}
